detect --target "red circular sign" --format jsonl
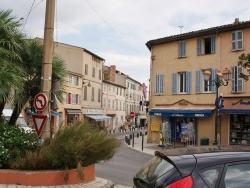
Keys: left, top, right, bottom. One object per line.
{"left": 130, "top": 111, "right": 135, "bottom": 118}
{"left": 33, "top": 93, "right": 48, "bottom": 111}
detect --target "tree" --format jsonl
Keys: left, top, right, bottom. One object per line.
{"left": 238, "top": 53, "right": 250, "bottom": 81}
{"left": 0, "top": 9, "right": 25, "bottom": 116}
{"left": 8, "top": 39, "right": 67, "bottom": 125}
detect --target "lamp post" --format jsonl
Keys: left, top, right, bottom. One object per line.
{"left": 203, "top": 68, "right": 231, "bottom": 145}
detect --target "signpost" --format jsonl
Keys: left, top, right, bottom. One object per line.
{"left": 33, "top": 93, "right": 48, "bottom": 111}
{"left": 130, "top": 111, "right": 135, "bottom": 119}
{"left": 32, "top": 114, "right": 48, "bottom": 137}
{"left": 32, "top": 93, "right": 48, "bottom": 137}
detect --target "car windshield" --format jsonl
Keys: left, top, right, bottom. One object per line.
{"left": 135, "top": 156, "right": 174, "bottom": 183}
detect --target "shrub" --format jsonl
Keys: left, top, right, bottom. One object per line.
{"left": 10, "top": 121, "right": 120, "bottom": 170}
{"left": 0, "top": 122, "right": 38, "bottom": 168}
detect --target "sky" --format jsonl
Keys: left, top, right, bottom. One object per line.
{"left": 2, "top": 0, "right": 250, "bottom": 85}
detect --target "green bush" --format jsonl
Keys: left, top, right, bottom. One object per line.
{"left": 0, "top": 122, "right": 38, "bottom": 168}
{"left": 9, "top": 121, "right": 120, "bottom": 170}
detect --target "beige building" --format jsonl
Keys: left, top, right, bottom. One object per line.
{"left": 146, "top": 18, "right": 250, "bottom": 147}
{"left": 53, "top": 42, "right": 111, "bottom": 130}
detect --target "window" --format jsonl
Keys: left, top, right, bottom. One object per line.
{"left": 172, "top": 72, "right": 191, "bottom": 94}
{"left": 72, "top": 94, "right": 76, "bottom": 104}
{"left": 74, "top": 76, "right": 79, "bottom": 86}
{"left": 98, "top": 89, "right": 101, "bottom": 102}
{"left": 224, "top": 163, "right": 250, "bottom": 188}
{"left": 232, "top": 30, "right": 243, "bottom": 51}
{"left": 155, "top": 74, "right": 164, "bottom": 95}
{"left": 67, "top": 93, "right": 71, "bottom": 104}
{"left": 83, "top": 86, "right": 87, "bottom": 100}
{"left": 197, "top": 36, "right": 216, "bottom": 55}
{"left": 68, "top": 75, "right": 72, "bottom": 85}
{"left": 178, "top": 40, "right": 186, "bottom": 58}
{"left": 91, "top": 87, "right": 94, "bottom": 101}
{"left": 76, "top": 94, "right": 80, "bottom": 105}
{"left": 103, "top": 98, "right": 106, "bottom": 107}
{"left": 85, "top": 64, "right": 88, "bottom": 75}
{"left": 232, "top": 66, "right": 243, "bottom": 93}
{"left": 196, "top": 69, "right": 217, "bottom": 93}
{"left": 92, "top": 67, "right": 95, "bottom": 77}
{"left": 200, "top": 166, "right": 221, "bottom": 187}
{"left": 99, "top": 69, "right": 101, "bottom": 80}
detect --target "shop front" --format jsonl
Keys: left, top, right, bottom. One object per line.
{"left": 220, "top": 97, "right": 250, "bottom": 146}
{"left": 149, "top": 106, "right": 214, "bottom": 147}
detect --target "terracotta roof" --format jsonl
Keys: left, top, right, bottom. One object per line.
{"left": 146, "top": 19, "right": 250, "bottom": 50}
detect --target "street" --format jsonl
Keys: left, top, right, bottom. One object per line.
{"left": 96, "top": 134, "right": 152, "bottom": 187}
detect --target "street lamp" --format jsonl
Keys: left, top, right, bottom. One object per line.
{"left": 203, "top": 68, "right": 231, "bottom": 145}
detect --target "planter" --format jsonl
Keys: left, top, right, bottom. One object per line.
{"left": 0, "top": 164, "right": 95, "bottom": 186}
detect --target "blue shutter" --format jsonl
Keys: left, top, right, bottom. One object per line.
{"left": 231, "top": 67, "right": 236, "bottom": 92}
{"left": 159, "top": 74, "right": 164, "bottom": 94}
{"left": 237, "top": 67, "right": 243, "bottom": 92}
{"left": 172, "top": 73, "right": 177, "bottom": 94}
{"left": 178, "top": 41, "right": 182, "bottom": 57}
{"left": 211, "top": 69, "right": 217, "bottom": 93}
{"left": 155, "top": 75, "right": 159, "bottom": 94}
{"left": 196, "top": 70, "right": 201, "bottom": 93}
{"left": 182, "top": 41, "right": 186, "bottom": 57}
{"left": 197, "top": 38, "right": 202, "bottom": 55}
{"left": 211, "top": 36, "right": 216, "bottom": 53}
{"left": 186, "top": 71, "right": 191, "bottom": 94}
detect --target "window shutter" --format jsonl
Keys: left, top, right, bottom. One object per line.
{"left": 178, "top": 41, "right": 182, "bottom": 57}
{"left": 160, "top": 74, "right": 164, "bottom": 94}
{"left": 186, "top": 71, "right": 192, "bottom": 94}
{"left": 232, "top": 67, "right": 236, "bottom": 92}
{"left": 197, "top": 38, "right": 202, "bottom": 55}
{"left": 172, "top": 73, "right": 177, "bottom": 94}
{"left": 211, "top": 69, "right": 217, "bottom": 93}
{"left": 211, "top": 36, "right": 216, "bottom": 53}
{"left": 196, "top": 70, "right": 201, "bottom": 93}
{"left": 182, "top": 41, "right": 186, "bottom": 57}
{"left": 237, "top": 66, "right": 243, "bottom": 92}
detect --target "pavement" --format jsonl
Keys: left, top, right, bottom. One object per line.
{"left": 0, "top": 130, "right": 157, "bottom": 188}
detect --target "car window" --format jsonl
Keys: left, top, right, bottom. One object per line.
{"left": 135, "top": 156, "right": 174, "bottom": 182}
{"left": 200, "top": 166, "right": 221, "bottom": 188}
{"left": 224, "top": 163, "right": 250, "bottom": 188}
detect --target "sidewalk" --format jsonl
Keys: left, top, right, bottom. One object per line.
{"left": 0, "top": 132, "right": 157, "bottom": 188}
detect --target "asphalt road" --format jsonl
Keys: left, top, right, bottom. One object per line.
{"left": 96, "top": 137, "right": 152, "bottom": 187}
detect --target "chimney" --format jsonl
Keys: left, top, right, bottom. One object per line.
{"left": 234, "top": 18, "right": 240, "bottom": 25}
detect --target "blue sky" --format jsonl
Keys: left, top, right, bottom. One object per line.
{"left": 2, "top": 0, "right": 250, "bottom": 85}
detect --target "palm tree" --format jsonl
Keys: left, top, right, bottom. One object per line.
{"left": 8, "top": 39, "right": 67, "bottom": 125}
{"left": 0, "top": 9, "right": 25, "bottom": 116}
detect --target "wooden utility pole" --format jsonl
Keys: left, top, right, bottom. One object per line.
{"left": 41, "top": 0, "right": 56, "bottom": 139}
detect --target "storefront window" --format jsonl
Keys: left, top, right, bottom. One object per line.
{"left": 230, "top": 114, "right": 250, "bottom": 145}
{"left": 162, "top": 117, "right": 197, "bottom": 147}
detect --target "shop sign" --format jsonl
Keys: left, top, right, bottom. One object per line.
{"left": 223, "top": 98, "right": 250, "bottom": 110}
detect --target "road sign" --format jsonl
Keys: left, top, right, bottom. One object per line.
{"left": 32, "top": 114, "right": 48, "bottom": 137}
{"left": 33, "top": 93, "right": 48, "bottom": 111}
{"left": 130, "top": 111, "right": 135, "bottom": 119}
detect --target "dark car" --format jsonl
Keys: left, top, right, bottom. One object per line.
{"left": 133, "top": 145, "right": 250, "bottom": 188}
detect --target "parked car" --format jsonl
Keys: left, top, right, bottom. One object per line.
{"left": 133, "top": 145, "right": 250, "bottom": 188}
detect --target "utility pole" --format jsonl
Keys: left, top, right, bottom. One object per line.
{"left": 41, "top": 0, "right": 56, "bottom": 139}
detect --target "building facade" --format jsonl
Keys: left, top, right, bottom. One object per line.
{"left": 146, "top": 18, "right": 250, "bottom": 146}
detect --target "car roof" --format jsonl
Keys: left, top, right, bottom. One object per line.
{"left": 155, "top": 145, "right": 250, "bottom": 177}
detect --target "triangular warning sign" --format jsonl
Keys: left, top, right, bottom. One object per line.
{"left": 32, "top": 114, "right": 48, "bottom": 137}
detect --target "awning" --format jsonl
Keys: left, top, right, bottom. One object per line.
{"left": 149, "top": 107, "right": 214, "bottom": 118}
{"left": 65, "top": 109, "right": 82, "bottom": 114}
{"left": 219, "top": 109, "right": 250, "bottom": 114}
{"left": 85, "top": 114, "right": 112, "bottom": 121}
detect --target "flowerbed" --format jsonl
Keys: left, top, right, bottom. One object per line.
{"left": 0, "top": 164, "right": 95, "bottom": 186}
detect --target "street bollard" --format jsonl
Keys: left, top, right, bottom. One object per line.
{"left": 140, "top": 132, "right": 142, "bottom": 136}
{"left": 142, "top": 134, "right": 144, "bottom": 151}
{"left": 137, "top": 133, "right": 139, "bottom": 138}
{"left": 132, "top": 133, "right": 134, "bottom": 147}
{"left": 130, "top": 134, "right": 132, "bottom": 139}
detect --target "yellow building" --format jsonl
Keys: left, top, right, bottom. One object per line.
{"left": 146, "top": 18, "right": 250, "bottom": 147}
